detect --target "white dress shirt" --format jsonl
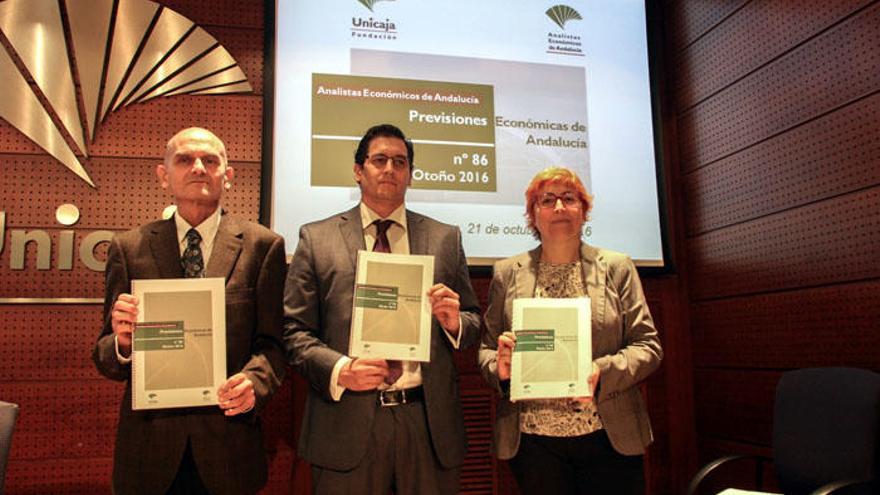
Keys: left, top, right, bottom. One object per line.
{"left": 173, "top": 207, "right": 222, "bottom": 261}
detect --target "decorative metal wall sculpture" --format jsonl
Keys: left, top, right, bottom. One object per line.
{"left": 0, "top": 0, "right": 253, "bottom": 187}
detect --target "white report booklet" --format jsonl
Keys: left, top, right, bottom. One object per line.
{"left": 349, "top": 250, "right": 434, "bottom": 362}
{"left": 510, "top": 297, "right": 591, "bottom": 401}
{"left": 131, "top": 277, "right": 226, "bottom": 410}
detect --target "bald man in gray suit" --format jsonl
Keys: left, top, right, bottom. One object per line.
{"left": 283, "top": 124, "right": 481, "bottom": 494}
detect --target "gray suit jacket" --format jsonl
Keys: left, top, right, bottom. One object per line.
{"left": 479, "top": 243, "right": 662, "bottom": 458}
{"left": 92, "top": 214, "right": 287, "bottom": 495}
{"left": 283, "top": 206, "right": 481, "bottom": 470}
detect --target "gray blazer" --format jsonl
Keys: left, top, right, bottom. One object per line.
{"left": 283, "top": 206, "right": 481, "bottom": 470}
{"left": 93, "top": 214, "right": 287, "bottom": 495}
{"left": 479, "top": 243, "right": 662, "bottom": 458}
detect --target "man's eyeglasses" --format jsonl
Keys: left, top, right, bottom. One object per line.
{"left": 537, "top": 191, "right": 581, "bottom": 209}
{"left": 367, "top": 154, "right": 409, "bottom": 169}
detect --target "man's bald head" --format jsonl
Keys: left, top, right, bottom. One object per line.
{"left": 164, "top": 127, "right": 227, "bottom": 168}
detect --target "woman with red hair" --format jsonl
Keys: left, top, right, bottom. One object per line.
{"left": 479, "top": 166, "right": 662, "bottom": 494}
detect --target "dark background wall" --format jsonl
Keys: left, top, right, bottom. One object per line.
{"left": 1, "top": 0, "right": 877, "bottom": 494}
{"left": 664, "top": 0, "right": 880, "bottom": 490}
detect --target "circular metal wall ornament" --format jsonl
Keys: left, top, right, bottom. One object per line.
{"left": 55, "top": 203, "right": 81, "bottom": 226}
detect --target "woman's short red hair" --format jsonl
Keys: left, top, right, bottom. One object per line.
{"left": 524, "top": 166, "right": 593, "bottom": 240}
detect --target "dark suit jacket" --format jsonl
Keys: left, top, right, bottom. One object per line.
{"left": 283, "top": 206, "right": 481, "bottom": 471}
{"left": 92, "top": 213, "right": 286, "bottom": 495}
{"left": 479, "top": 244, "right": 663, "bottom": 458}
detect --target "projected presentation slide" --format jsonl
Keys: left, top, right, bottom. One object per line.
{"left": 273, "top": 0, "right": 664, "bottom": 265}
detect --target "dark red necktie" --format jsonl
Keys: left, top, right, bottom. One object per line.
{"left": 372, "top": 219, "right": 393, "bottom": 253}
{"left": 372, "top": 219, "right": 403, "bottom": 384}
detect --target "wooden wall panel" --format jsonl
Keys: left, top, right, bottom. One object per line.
{"left": 689, "top": 187, "right": 880, "bottom": 299}
{"left": 459, "top": 376, "right": 495, "bottom": 495}
{"left": 678, "top": 2, "right": 880, "bottom": 172}
{"left": 2, "top": 156, "right": 153, "bottom": 227}
{"left": 260, "top": 376, "right": 299, "bottom": 495}
{"left": 0, "top": 381, "right": 120, "bottom": 461}
{"left": 674, "top": 0, "right": 872, "bottom": 110}
{"left": 683, "top": 92, "right": 880, "bottom": 235}
{"left": 642, "top": 276, "right": 698, "bottom": 495}
{"left": 666, "top": 0, "right": 748, "bottom": 53}
{"left": 693, "top": 281, "right": 880, "bottom": 369}
{"left": 665, "top": 0, "right": 880, "bottom": 488}
{"left": 0, "top": 306, "right": 103, "bottom": 381}
{"left": 91, "top": 95, "right": 264, "bottom": 164}
{"left": 4, "top": 458, "right": 113, "bottom": 495}
{"left": 693, "top": 370, "right": 778, "bottom": 446}
{"left": 0, "top": 241, "right": 106, "bottom": 298}
{"left": 161, "top": 0, "right": 265, "bottom": 29}
{"left": 666, "top": 0, "right": 880, "bottom": 490}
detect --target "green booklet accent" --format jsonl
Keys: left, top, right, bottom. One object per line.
{"left": 515, "top": 329, "right": 555, "bottom": 352}
{"left": 354, "top": 284, "right": 399, "bottom": 310}
{"left": 134, "top": 321, "right": 185, "bottom": 351}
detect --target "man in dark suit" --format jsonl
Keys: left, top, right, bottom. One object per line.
{"left": 284, "top": 124, "right": 481, "bottom": 494}
{"left": 93, "top": 127, "right": 286, "bottom": 495}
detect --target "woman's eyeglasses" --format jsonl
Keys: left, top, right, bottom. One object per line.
{"left": 537, "top": 192, "right": 580, "bottom": 209}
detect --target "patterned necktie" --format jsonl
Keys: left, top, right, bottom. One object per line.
{"left": 181, "top": 228, "right": 204, "bottom": 278}
{"left": 372, "top": 219, "right": 402, "bottom": 384}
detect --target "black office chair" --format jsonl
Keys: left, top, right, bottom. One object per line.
{"left": 0, "top": 400, "right": 20, "bottom": 494}
{"left": 688, "top": 367, "right": 880, "bottom": 495}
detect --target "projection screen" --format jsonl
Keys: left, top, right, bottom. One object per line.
{"left": 271, "top": 0, "right": 666, "bottom": 266}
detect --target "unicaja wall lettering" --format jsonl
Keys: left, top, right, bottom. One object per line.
{"left": 0, "top": 207, "right": 113, "bottom": 272}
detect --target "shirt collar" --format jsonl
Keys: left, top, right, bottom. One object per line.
{"left": 359, "top": 202, "right": 407, "bottom": 232}
{"left": 174, "top": 207, "right": 222, "bottom": 245}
